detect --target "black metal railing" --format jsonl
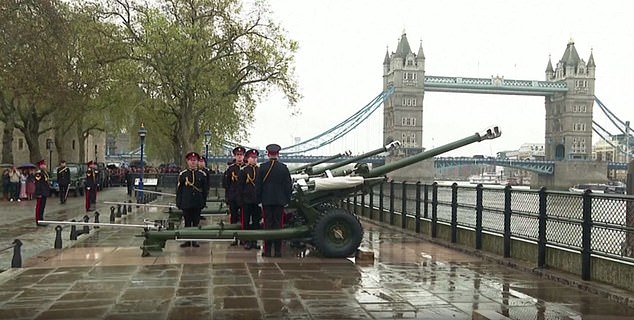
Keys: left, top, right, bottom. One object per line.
{"left": 351, "top": 181, "right": 634, "bottom": 282}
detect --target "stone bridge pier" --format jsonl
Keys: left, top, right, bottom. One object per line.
{"left": 532, "top": 161, "right": 607, "bottom": 190}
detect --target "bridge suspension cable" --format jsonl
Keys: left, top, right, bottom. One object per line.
{"left": 223, "top": 87, "right": 395, "bottom": 155}
{"left": 592, "top": 96, "right": 633, "bottom": 158}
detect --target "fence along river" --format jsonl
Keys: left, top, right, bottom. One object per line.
{"left": 363, "top": 180, "right": 633, "bottom": 260}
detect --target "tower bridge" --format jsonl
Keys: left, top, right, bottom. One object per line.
{"left": 222, "top": 32, "right": 629, "bottom": 189}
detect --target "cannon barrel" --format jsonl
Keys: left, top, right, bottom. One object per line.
{"left": 291, "top": 150, "right": 352, "bottom": 174}
{"left": 364, "top": 126, "right": 501, "bottom": 178}
{"left": 308, "top": 140, "right": 401, "bottom": 176}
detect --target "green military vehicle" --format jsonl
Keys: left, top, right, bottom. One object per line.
{"left": 49, "top": 163, "right": 86, "bottom": 197}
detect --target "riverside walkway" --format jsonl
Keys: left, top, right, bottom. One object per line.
{"left": 0, "top": 187, "right": 633, "bottom": 319}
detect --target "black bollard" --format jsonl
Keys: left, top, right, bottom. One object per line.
{"left": 128, "top": 200, "right": 132, "bottom": 212}
{"left": 110, "top": 206, "right": 116, "bottom": 222}
{"left": 122, "top": 205, "right": 127, "bottom": 215}
{"left": 70, "top": 220, "right": 78, "bottom": 240}
{"left": 11, "top": 239, "right": 22, "bottom": 268}
{"left": 54, "top": 225, "right": 63, "bottom": 249}
{"left": 82, "top": 215, "right": 90, "bottom": 234}
{"left": 94, "top": 211, "right": 100, "bottom": 229}
{"left": 117, "top": 204, "right": 122, "bottom": 216}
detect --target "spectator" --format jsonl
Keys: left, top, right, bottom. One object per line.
{"left": 2, "top": 169, "right": 9, "bottom": 201}
{"left": 26, "top": 169, "right": 36, "bottom": 200}
{"left": 8, "top": 166, "right": 20, "bottom": 202}
{"left": 19, "top": 169, "right": 28, "bottom": 200}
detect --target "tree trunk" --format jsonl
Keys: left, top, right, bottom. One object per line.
{"left": 1, "top": 114, "right": 15, "bottom": 164}
{"left": 22, "top": 116, "right": 42, "bottom": 163}
{"left": 54, "top": 127, "right": 66, "bottom": 164}
{"left": 76, "top": 120, "right": 86, "bottom": 163}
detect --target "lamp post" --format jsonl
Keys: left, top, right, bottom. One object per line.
{"left": 204, "top": 129, "right": 211, "bottom": 161}
{"left": 46, "top": 139, "right": 53, "bottom": 172}
{"left": 137, "top": 124, "right": 147, "bottom": 203}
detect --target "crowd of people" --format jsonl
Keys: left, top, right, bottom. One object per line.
{"left": 1, "top": 166, "right": 38, "bottom": 202}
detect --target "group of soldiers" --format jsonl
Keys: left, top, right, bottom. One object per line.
{"left": 32, "top": 159, "right": 102, "bottom": 226}
{"left": 176, "top": 143, "right": 292, "bottom": 257}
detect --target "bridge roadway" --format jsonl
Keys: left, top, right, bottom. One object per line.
{"left": 0, "top": 187, "right": 633, "bottom": 319}
{"left": 206, "top": 154, "right": 627, "bottom": 175}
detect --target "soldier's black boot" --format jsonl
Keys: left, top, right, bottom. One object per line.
{"left": 191, "top": 241, "right": 200, "bottom": 247}
{"left": 180, "top": 241, "right": 191, "bottom": 248}
{"left": 262, "top": 240, "right": 271, "bottom": 257}
{"left": 274, "top": 240, "right": 282, "bottom": 257}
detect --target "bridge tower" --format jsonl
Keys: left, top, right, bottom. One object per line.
{"left": 382, "top": 32, "right": 432, "bottom": 180}
{"left": 545, "top": 40, "right": 596, "bottom": 160}
{"left": 535, "top": 40, "right": 606, "bottom": 189}
{"left": 382, "top": 32, "right": 425, "bottom": 155}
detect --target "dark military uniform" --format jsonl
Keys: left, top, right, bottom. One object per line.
{"left": 85, "top": 161, "right": 97, "bottom": 211}
{"left": 238, "top": 149, "right": 261, "bottom": 249}
{"left": 176, "top": 152, "right": 208, "bottom": 247}
{"left": 256, "top": 144, "right": 292, "bottom": 257}
{"left": 57, "top": 162, "right": 70, "bottom": 204}
{"left": 223, "top": 146, "right": 246, "bottom": 224}
{"left": 34, "top": 160, "right": 50, "bottom": 225}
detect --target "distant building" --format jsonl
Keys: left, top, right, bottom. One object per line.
{"left": 505, "top": 143, "right": 545, "bottom": 160}
{"left": 592, "top": 134, "right": 632, "bottom": 162}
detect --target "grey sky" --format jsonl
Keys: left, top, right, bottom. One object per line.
{"left": 246, "top": 0, "right": 632, "bottom": 157}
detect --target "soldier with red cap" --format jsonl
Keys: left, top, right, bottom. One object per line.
{"left": 256, "top": 144, "right": 292, "bottom": 257}
{"left": 34, "top": 159, "right": 50, "bottom": 226}
{"left": 85, "top": 160, "right": 97, "bottom": 211}
{"left": 57, "top": 160, "right": 70, "bottom": 204}
{"left": 223, "top": 146, "right": 246, "bottom": 236}
{"left": 238, "top": 148, "right": 261, "bottom": 249}
{"left": 176, "top": 151, "right": 208, "bottom": 247}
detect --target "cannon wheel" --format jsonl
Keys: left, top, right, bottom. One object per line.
{"left": 312, "top": 208, "right": 363, "bottom": 258}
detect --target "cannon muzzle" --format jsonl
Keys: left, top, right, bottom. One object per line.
{"left": 364, "top": 126, "right": 501, "bottom": 178}
{"left": 308, "top": 140, "right": 401, "bottom": 176}
{"left": 292, "top": 150, "right": 352, "bottom": 174}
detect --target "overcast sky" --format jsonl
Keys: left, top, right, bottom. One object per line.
{"left": 244, "top": 0, "right": 633, "bottom": 157}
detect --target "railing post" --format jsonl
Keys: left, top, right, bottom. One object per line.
{"left": 11, "top": 239, "right": 22, "bottom": 268}
{"left": 431, "top": 182, "right": 438, "bottom": 238}
{"left": 423, "top": 184, "right": 429, "bottom": 219}
{"left": 360, "top": 191, "right": 366, "bottom": 217}
{"left": 369, "top": 188, "right": 374, "bottom": 220}
{"left": 353, "top": 194, "right": 358, "bottom": 215}
{"left": 379, "top": 182, "right": 384, "bottom": 223}
{"left": 503, "top": 185, "right": 512, "bottom": 258}
{"left": 415, "top": 181, "right": 421, "bottom": 233}
{"left": 537, "top": 187, "right": 547, "bottom": 268}
{"left": 401, "top": 181, "right": 407, "bottom": 229}
{"left": 475, "top": 184, "right": 483, "bottom": 250}
{"left": 451, "top": 183, "right": 458, "bottom": 243}
{"left": 54, "top": 225, "right": 63, "bottom": 249}
{"left": 389, "top": 180, "right": 395, "bottom": 226}
{"left": 70, "top": 220, "right": 78, "bottom": 240}
{"left": 581, "top": 190, "right": 592, "bottom": 281}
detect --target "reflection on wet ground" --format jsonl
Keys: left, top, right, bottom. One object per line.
{"left": 0, "top": 196, "right": 633, "bottom": 319}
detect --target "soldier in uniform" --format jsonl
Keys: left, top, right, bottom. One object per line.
{"left": 256, "top": 144, "right": 292, "bottom": 257}
{"left": 198, "top": 156, "right": 211, "bottom": 220}
{"left": 57, "top": 160, "right": 70, "bottom": 204}
{"left": 238, "top": 149, "right": 261, "bottom": 250}
{"left": 176, "top": 152, "right": 208, "bottom": 247}
{"left": 223, "top": 146, "right": 246, "bottom": 229}
{"left": 85, "top": 160, "right": 97, "bottom": 211}
{"left": 34, "top": 159, "right": 50, "bottom": 226}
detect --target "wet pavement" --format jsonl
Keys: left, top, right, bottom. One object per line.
{"left": 0, "top": 188, "right": 133, "bottom": 271}
{"left": 0, "top": 188, "right": 634, "bottom": 319}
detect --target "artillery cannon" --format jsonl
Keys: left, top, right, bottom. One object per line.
{"left": 290, "top": 150, "right": 352, "bottom": 175}
{"left": 140, "top": 126, "right": 501, "bottom": 258}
